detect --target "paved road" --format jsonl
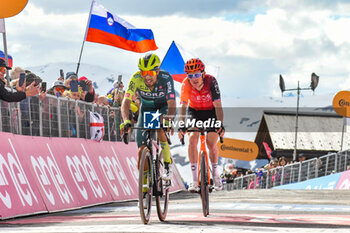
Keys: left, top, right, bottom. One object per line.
{"left": 1, "top": 190, "right": 350, "bottom": 232}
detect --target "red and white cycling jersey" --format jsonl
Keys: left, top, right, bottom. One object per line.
{"left": 180, "top": 74, "right": 221, "bottom": 110}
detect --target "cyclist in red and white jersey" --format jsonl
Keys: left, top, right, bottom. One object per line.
{"left": 178, "top": 58, "right": 225, "bottom": 192}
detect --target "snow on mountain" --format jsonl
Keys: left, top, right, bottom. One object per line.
{"left": 27, "top": 62, "right": 338, "bottom": 185}
{"left": 27, "top": 62, "right": 128, "bottom": 95}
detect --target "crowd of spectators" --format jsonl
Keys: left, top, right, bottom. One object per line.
{"left": 221, "top": 154, "right": 326, "bottom": 190}
{"left": 0, "top": 60, "right": 139, "bottom": 141}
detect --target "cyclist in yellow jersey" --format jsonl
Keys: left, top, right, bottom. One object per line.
{"left": 120, "top": 53, "right": 176, "bottom": 180}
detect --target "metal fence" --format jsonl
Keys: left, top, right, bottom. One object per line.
{"left": 0, "top": 93, "right": 134, "bottom": 141}
{"left": 227, "top": 150, "right": 350, "bottom": 190}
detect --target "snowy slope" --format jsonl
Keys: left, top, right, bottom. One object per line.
{"left": 27, "top": 62, "right": 129, "bottom": 95}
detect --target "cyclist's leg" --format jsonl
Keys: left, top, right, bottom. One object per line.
{"left": 157, "top": 105, "right": 173, "bottom": 180}
{"left": 188, "top": 130, "right": 200, "bottom": 192}
{"left": 207, "top": 131, "right": 222, "bottom": 190}
{"left": 136, "top": 107, "right": 149, "bottom": 192}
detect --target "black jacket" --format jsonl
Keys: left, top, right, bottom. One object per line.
{"left": 0, "top": 79, "right": 26, "bottom": 102}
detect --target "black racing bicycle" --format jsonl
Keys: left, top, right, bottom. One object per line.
{"left": 123, "top": 126, "right": 171, "bottom": 224}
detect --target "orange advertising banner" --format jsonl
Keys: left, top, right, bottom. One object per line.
{"left": 0, "top": 0, "right": 28, "bottom": 18}
{"left": 217, "top": 138, "right": 258, "bottom": 161}
{"left": 332, "top": 90, "right": 350, "bottom": 118}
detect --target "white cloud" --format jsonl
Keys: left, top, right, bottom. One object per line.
{"left": 2, "top": 1, "right": 350, "bottom": 98}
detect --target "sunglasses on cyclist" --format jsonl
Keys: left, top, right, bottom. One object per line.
{"left": 55, "top": 87, "right": 65, "bottom": 93}
{"left": 187, "top": 72, "right": 203, "bottom": 79}
{"left": 140, "top": 70, "right": 157, "bottom": 77}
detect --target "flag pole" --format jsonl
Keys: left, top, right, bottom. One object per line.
{"left": 340, "top": 117, "right": 346, "bottom": 151}
{"left": 76, "top": 0, "right": 94, "bottom": 76}
{"left": 1, "top": 19, "right": 11, "bottom": 88}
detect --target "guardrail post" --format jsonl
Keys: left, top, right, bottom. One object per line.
{"left": 9, "top": 102, "right": 13, "bottom": 133}
{"left": 345, "top": 151, "right": 348, "bottom": 171}
{"left": 106, "top": 107, "right": 110, "bottom": 141}
{"left": 334, "top": 152, "right": 338, "bottom": 173}
{"left": 39, "top": 99, "right": 43, "bottom": 136}
{"left": 57, "top": 98, "right": 62, "bottom": 137}
{"left": 298, "top": 162, "right": 302, "bottom": 182}
{"left": 75, "top": 101, "right": 79, "bottom": 138}
{"left": 84, "top": 103, "right": 88, "bottom": 139}
{"left": 17, "top": 101, "right": 22, "bottom": 135}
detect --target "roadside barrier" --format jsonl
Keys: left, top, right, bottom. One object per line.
{"left": 0, "top": 132, "right": 186, "bottom": 220}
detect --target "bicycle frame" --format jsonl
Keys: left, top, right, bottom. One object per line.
{"left": 197, "top": 131, "right": 211, "bottom": 186}
{"left": 124, "top": 126, "right": 171, "bottom": 223}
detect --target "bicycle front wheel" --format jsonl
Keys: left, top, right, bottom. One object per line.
{"left": 200, "top": 152, "right": 209, "bottom": 217}
{"left": 156, "top": 151, "right": 170, "bottom": 221}
{"left": 139, "top": 148, "right": 153, "bottom": 224}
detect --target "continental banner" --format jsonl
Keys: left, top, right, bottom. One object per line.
{"left": 0, "top": 0, "right": 28, "bottom": 18}
{"left": 218, "top": 138, "right": 258, "bottom": 161}
{"left": 333, "top": 90, "right": 350, "bottom": 117}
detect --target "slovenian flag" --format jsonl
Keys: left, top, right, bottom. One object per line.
{"left": 0, "top": 50, "right": 13, "bottom": 68}
{"left": 161, "top": 41, "right": 219, "bottom": 83}
{"left": 85, "top": 1, "right": 158, "bottom": 53}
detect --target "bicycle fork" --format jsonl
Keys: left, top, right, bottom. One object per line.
{"left": 197, "top": 133, "right": 211, "bottom": 186}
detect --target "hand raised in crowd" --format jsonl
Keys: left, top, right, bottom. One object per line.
{"left": 39, "top": 89, "right": 47, "bottom": 100}
{"left": 85, "top": 79, "right": 94, "bottom": 93}
{"left": 15, "top": 79, "right": 26, "bottom": 92}
{"left": 25, "top": 82, "right": 40, "bottom": 97}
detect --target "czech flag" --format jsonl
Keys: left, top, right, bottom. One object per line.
{"left": 161, "top": 41, "right": 219, "bottom": 83}
{"left": 85, "top": 1, "right": 158, "bottom": 53}
{"left": 0, "top": 50, "right": 13, "bottom": 68}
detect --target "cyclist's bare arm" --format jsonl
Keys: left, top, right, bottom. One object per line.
{"left": 121, "top": 98, "right": 132, "bottom": 122}
{"left": 178, "top": 102, "right": 188, "bottom": 139}
{"left": 166, "top": 99, "right": 176, "bottom": 120}
{"left": 179, "top": 102, "right": 187, "bottom": 122}
{"left": 213, "top": 100, "right": 223, "bottom": 123}
{"left": 213, "top": 100, "right": 224, "bottom": 137}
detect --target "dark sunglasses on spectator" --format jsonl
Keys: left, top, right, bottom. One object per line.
{"left": 55, "top": 87, "right": 65, "bottom": 93}
{"left": 140, "top": 70, "right": 157, "bottom": 77}
{"left": 0, "top": 67, "right": 6, "bottom": 73}
{"left": 187, "top": 72, "right": 203, "bottom": 79}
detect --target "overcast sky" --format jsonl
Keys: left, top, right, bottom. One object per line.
{"left": 2, "top": 0, "right": 350, "bottom": 98}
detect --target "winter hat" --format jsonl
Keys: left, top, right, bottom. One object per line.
{"left": 65, "top": 72, "right": 77, "bottom": 80}
{"left": 78, "top": 76, "right": 88, "bottom": 82}
{"left": 52, "top": 80, "right": 67, "bottom": 89}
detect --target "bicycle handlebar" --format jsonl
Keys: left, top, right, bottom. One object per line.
{"left": 180, "top": 129, "right": 224, "bottom": 145}
{"left": 122, "top": 125, "right": 172, "bottom": 145}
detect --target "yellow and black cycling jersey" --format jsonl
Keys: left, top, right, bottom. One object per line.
{"left": 125, "top": 70, "right": 175, "bottom": 109}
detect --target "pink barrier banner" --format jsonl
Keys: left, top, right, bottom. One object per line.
{"left": 335, "top": 170, "right": 350, "bottom": 190}
{"left": 0, "top": 132, "right": 185, "bottom": 219}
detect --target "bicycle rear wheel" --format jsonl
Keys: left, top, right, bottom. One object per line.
{"left": 200, "top": 152, "right": 209, "bottom": 217}
{"left": 139, "top": 148, "right": 153, "bottom": 224}
{"left": 156, "top": 151, "right": 170, "bottom": 221}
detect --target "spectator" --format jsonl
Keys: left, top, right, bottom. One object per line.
{"left": 64, "top": 72, "right": 95, "bottom": 102}
{"left": 47, "top": 80, "right": 67, "bottom": 97}
{"left": 0, "top": 60, "right": 39, "bottom": 102}
{"left": 278, "top": 156, "right": 287, "bottom": 167}
{"left": 9, "top": 66, "right": 25, "bottom": 87}
{"left": 98, "top": 95, "right": 110, "bottom": 106}
{"left": 299, "top": 154, "right": 307, "bottom": 163}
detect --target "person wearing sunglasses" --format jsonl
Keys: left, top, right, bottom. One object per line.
{"left": 48, "top": 80, "right": 67, "bottom": 97}
{"left": 120, "top": 53, "right": 176, "bottom": 183}
{"left": 177, "top": 58, "right": 225, "bottom": 192}
{"left": 0, "top": 59, "right": 40, "bottom": 102}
